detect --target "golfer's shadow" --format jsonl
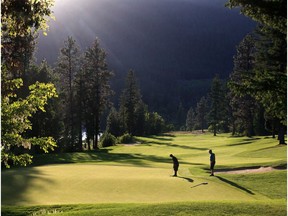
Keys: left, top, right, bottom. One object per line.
{"left": 191, "top": 182, "right": 208, "bottom": 188}
{"left": 172, "top": 176, "right": 194, "bottom": 183}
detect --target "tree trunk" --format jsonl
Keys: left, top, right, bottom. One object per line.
{"left": 271, "top": 119, "right": 276, "bottom": 138}
{"left": 77, "top": 81, "right": 83, "bottom": 151}
{"left": 278, "top": 124, "right": 286, "bottom": 145}
{"left": 231, "top": 120, "right": 236, "bottom": 136}
{"left": 78, "top": 125, "right": 82, "bottom": 151}
{"left": 68, "top": 51, "right": 75, "bottom": 151}
{"left": 94, "top": 115, "right": 100, "bottom": 150}
{"left": 247, "top": 110, "right": 255, "bottom": 137}
{"left": 201, "top": 120, "right": 204, "bottom": 133}
{"left": 86, "top": 136, "right": 91, "bottom": 150}
{"left": 92, "top": 137, "right": 96, "bottom": 149}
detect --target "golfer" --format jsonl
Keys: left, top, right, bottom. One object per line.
{"left": 170, "top": 154, "right": 179, "bottom": 177}
{"left": 209, "top": 150, "right": 216, "bottom": 176}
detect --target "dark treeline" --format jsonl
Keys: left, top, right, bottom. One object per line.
{"left": 183, "top": 0, "right": 287, "bottom": 144}
{"left": 23, "top": 37, "right": 169, "bottom": 152}
{"left": 1, "top": 0, "right": 286, "bottom": 168}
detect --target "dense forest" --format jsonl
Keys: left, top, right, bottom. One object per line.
{"left": 1, "top": 0, "right": 286, "bottom": 168}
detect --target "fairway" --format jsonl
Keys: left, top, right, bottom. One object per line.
{"left": 2, "top": 133, "right": 287, "bottom": 215}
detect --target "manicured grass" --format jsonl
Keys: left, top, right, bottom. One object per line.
{"left": 219, "top": 171, "right": 287, "bottom": 199}
{"left": 31, "top": 133, "right": 286, "bottom": 170}
{"left": 2, "top": 201, "right": 287, "bottom": 216}
{"left": 2, "top": 164, "right": 260, "bottom": 205}
{"left": 2, "top": 132, "right": 287, "bottom": 215}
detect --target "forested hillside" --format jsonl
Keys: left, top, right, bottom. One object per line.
{"left": 36, "top": 0, "right": 256, "bottom": 121}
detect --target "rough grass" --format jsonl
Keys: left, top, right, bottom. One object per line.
{"left": 2, "top": 132, "right": 287, "bottom": 215}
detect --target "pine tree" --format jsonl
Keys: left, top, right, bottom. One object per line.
{"left": 186, "top": 107, "right": 195, "bottom": 131}
{"left": 119, "top": 70, "right": 143, "bottom": 135}
{"left": 106, "top": 107, "right": 124, "bottom": 137}
{"left": 74, "top": 68, "right": 85, "bottom": 151}
{"left": 254, "top": 26, "right": 286, "bottom": 144}
{"left": 176, "top": 102, "right": 186, "bottom": 130}
{"left": 195, "top": 97, "right": 208, "bottom": 132}
{"left": 55, "top": 36, "right": 81, "bottom": 151}
{"left": 82, "top": 38, "right": 114, "bottom": 149}
{"left": 227, "top": 0, "right": 286, "bottom": 144}
{"left": 208, "top": 75, "right": 225, "bottom": 136}
{"left": 134, "top": 101, "right": 147, "bottom": 136}
{"left": 228, "top": 34, "right": 257, "bottom": 137}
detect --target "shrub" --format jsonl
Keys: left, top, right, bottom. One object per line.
{"left": 117, "top": 133, "right": 134, "bottom": 144}
{"left": 99, "top": 132, "right": 116, "bottom": 147}
{"left": 144, "top": 112, "right": 166, "bottom": 135}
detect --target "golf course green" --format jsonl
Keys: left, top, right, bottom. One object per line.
{"left": 2, "top": 132, "right": 287, "bottom": 215}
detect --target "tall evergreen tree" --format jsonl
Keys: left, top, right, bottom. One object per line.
{"left": 82, "top": 38, "right": 114, "bottom": 149}
{"left": 176, "top": 102, "right": 186, "bottom": 130}
{"left": 195, "top": 96, "right": 208, "bottom": 132}
{"left": 254, "top": 26, "right": 286, "bottom": 143}
{"left": 74, "top": 67, "right": 85, "bottom": 151}
{"left": 106, "top": 107, "right": 124, "bottom": 137}
{"left": 134, "top": 101, "right": 147, "bottom": 136}
{"left": 227, "top": 0, "right": 286, "bottom": 144}
{"left": 228, "top": 34, "right": 257, "bottom": 137}
{"left": 55, "top": 36, "right": 81, "bottom": 151}
{"left": 208, "top": 75, "right": 225, "bottom": 136}
{"left": 119, "top": 70, "right": 143, "bottom": 135}
{"left": 186, "top": 107, "right": 195, "bottom": 131}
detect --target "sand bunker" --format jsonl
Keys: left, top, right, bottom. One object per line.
{"left": 215, "top": 166, "right": 284, "bottom": 174}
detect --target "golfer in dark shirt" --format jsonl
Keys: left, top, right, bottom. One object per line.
{"left": 209, "top": 150, "right": 216, "bottom": 176}
{"left": 170, "top": 154, "right": 179, "bottom": 177}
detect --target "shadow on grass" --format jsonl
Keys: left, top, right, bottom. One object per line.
{"left": 191, "top": 182, "right": 208, "bottom": 188}
{"left": 215, "top": 176, "right": 254, "bottom": 195}
{"left": 176, "top": 176, "right": 194, "bottom": 183}
{"left": 227, "top": 141, "right": 253, "bottom": 146}
{"left": 32, "top": 149, "right": 182, "bottom": 167}
{"left": 146, "top": 135, "right": 174, "bottom": 141}
{"left": 140, "top": 140, "right": 209, "bottom": 151}
{"left": 255, "top": 144, "right": 287, "bottom": 151}
{"left": 137, "top": 135, "right": 209, "bottom": 151}
{"left": 2, "top": 168, "right": 55, "bottom": 205}
{"left": 228, "top": 136, "right": 261, "bottom": 141}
